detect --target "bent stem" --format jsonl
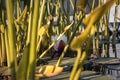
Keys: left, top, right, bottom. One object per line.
{"left": 74, "top": 51, "right": 87, "bottom": 80}
{"left": 74, "top": 25, "right": 96, "bottom": 79}
{"left": 70, "top": 48, "right": 82, "bottom": 80}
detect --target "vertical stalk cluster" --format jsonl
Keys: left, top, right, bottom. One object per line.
{"left": 0, "top": 0, "right": 118, "bottom": 80}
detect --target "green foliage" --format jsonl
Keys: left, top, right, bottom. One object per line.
{"left": 16, "top": 44, "right": 30, "bottom": 80}
{"left": 0, "top": 0, "right": 118, "bottom": 80}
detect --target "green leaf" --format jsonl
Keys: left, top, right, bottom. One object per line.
{"left": 16, "top": 6, "right": 27, "bottom": 24}
{"left": 83, "top": 0, "right": 116, "bottom": 26}
{"left": 38, "top": 19, "right": 51, "bottom": 36}
{"left": 70, "top": 0, "right": 116, "bottom": 51}
{"left": 16, "top": 44, "right": 30, "bottom": 80}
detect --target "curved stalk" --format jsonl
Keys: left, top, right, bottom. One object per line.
{"left": 74, "top": 51, "right": 84, "bottom": 80}
{"left": 70, "top": 48, "right": 81, "bottom": 80}
{"left": 74, "top": 38, "right": 91, "bottom": 79}
{"left": 74, "top": 24, "right": 96, "bottom": 79}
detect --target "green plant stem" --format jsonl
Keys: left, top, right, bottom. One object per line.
{"left": 37, "top": 31, "right": 66, "bottom": 61}
{"left": 56, "top": 44, "right": 69, "bottom": 66}
{"left": 96, "top": 24, "right": 100, "bottom": 56}
{"left": 29, "top": 0, "right": 40, "bottom": 79}
{"left": 17, "top": 0, "right": 21, "bottom": 18}
{"left": 47, "top": 0, "right": 51, "bottom": 16}
{"left": 74, "top": 39, "right": 91, "bottom": 79}
{"left": 73, "top": 0, "right": 77, "bottom": 21}
{"left": 1, "top": 25, "right": 6, "bottom": 66}
{"left": 26, "top": 0, "right": 33, "bottom": 45}
{"left": 0, "top": 39, "right": 1, "bottom": 66}
{"left": 91, "top": 0, "right": 95, "bottom": 10}
{"left": 6, "top": 0, "right": 17, "bottom": 79}
{"left": 37, "top": 21, "right": 74, "bottom": 61}
{"left": 112, "top": 5, "right": 118, "bottom": 57}
{"left": 38, "top": 0, "right": 46, "bottom": 29}
{"left": 56, "top": 16, "right": 85, "bottom": 67}
{"left": 36, "top": 37, "right": 42, "bottom": 52}
{"left": 69, "top": 0, "right": 74, "bottom": 10}
{"left": 61, "top": 0, "right": 69, "bottom": 23}
{"left": 36, "top": 0, "right": 46, "bottom": 50}
{"left": 74, "top": 26, "right": 95, "bottom": 79}
{"left": 74, "top": 51, "right": 83, "bottom": 80}
{"left": 0, "top": 33, "right": 2, "bottom": 66}
{"left": 104, "top": 15, "right": 110, "bottom": 57}
{"left": 4, "top": 27, "right": 10, "bottom": 67}
{"left": 70, "top": 48, "right": 81, "bottom": 80}
{"left": 17, "top": 44, "right": 30, "bottom": 80}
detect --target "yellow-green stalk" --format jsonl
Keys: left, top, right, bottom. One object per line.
{"left": 26, "top": 0, "right": 33, "bottom": 45}
{"left": 6, "top": 0, "right": 17, "bottom": 79}
{"left": 4, "top": 27, "right": 10, "bottom": 67}
{"left": 56, "top": 16, "right": 85, "bottom": 67}
{"left": 37, "top": 22, "right": 74, "bottom": 61}
{"left": 70, "top": 0, "right": 116, "bottom": 79}
{"left": 74, "top": 24, "right": 96, "bottom": 80}
{"left": 1, "top": 24, "right": 6, "bottom": 66}
{"left": 29, "top": 0, "right": 40, "bottom": 79}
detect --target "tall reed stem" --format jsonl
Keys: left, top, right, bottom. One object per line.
{"left": 29, "top": 0, "right": 40, "bottom": 79}
{"left": 26, "top": 0, "right": 33, "bottom": 45}
{"left": 6, "top": 0, "right": 17, "bottom": 79}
